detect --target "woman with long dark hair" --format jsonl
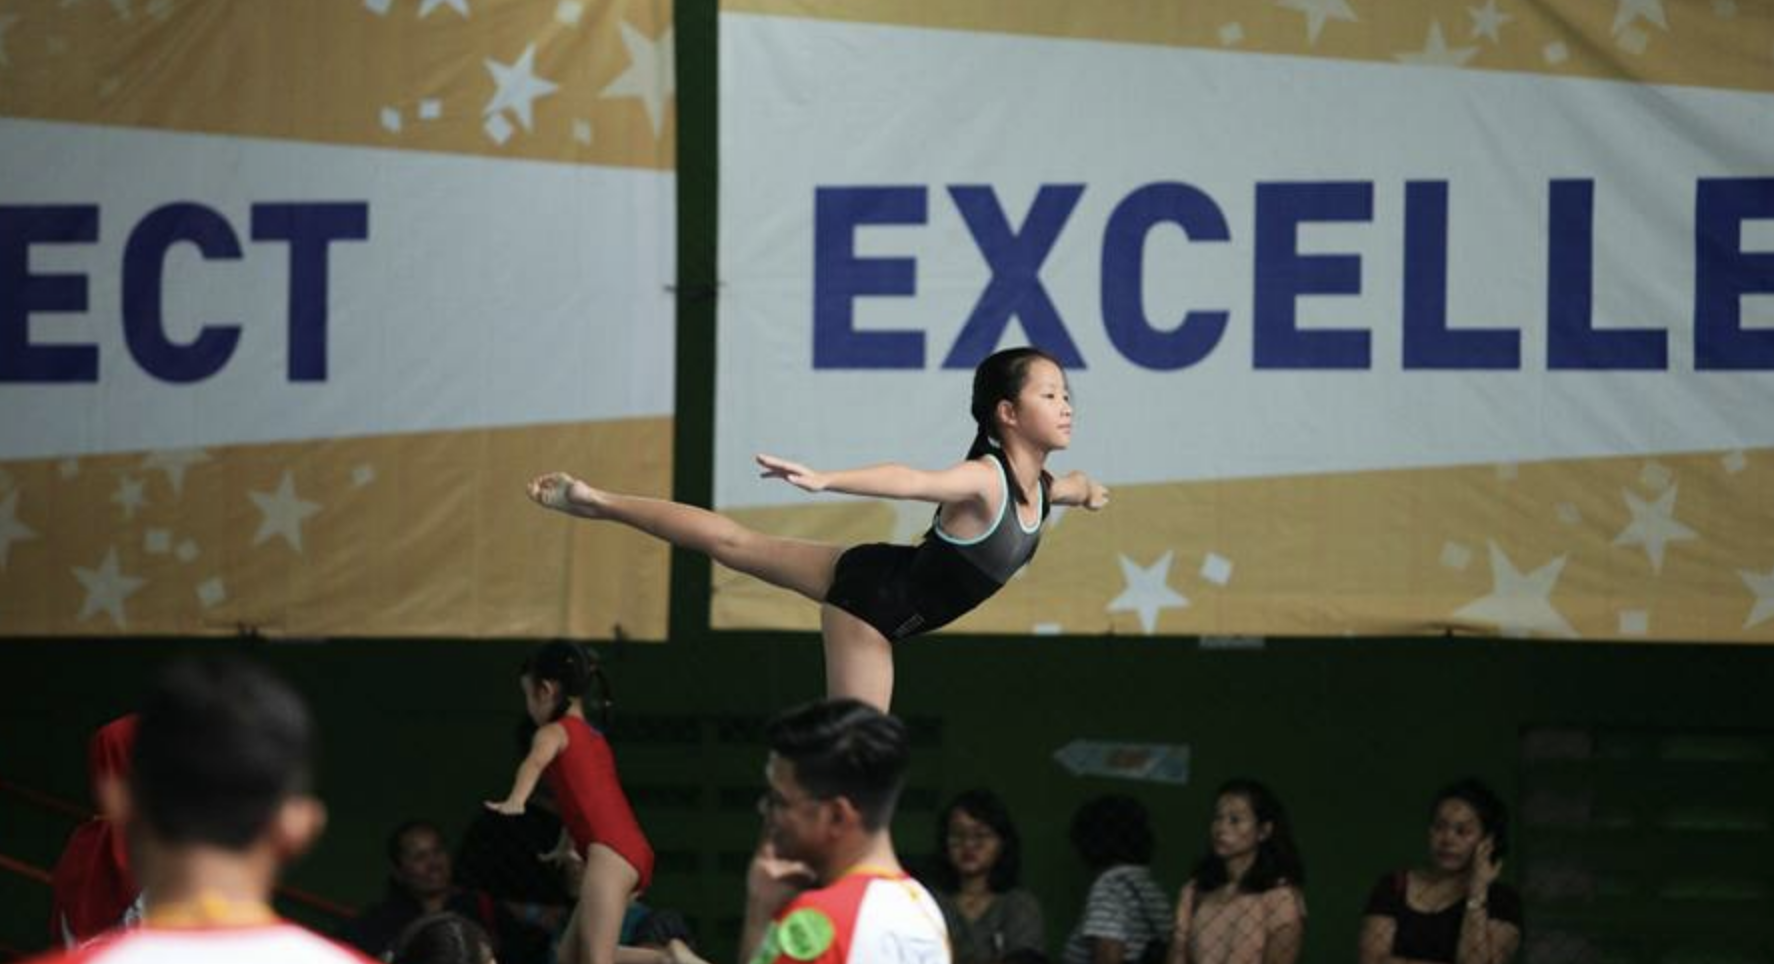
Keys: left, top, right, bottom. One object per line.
{"left": 1167, "top": 780, "right": 1305, "bottom": 964}
{"left": 1358, "top": 778, "right": 1521, "bottom": 964}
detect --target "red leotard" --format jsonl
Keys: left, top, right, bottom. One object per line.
{"left": 543, "top": 716, "right": 655, "bottom": 892}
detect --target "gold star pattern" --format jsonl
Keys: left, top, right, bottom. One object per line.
{"left": 0, "top": 0, "right": 674, "bottom": 169}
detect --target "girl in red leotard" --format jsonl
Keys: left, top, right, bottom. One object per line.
{"left": 486, "top": 642, "right": 656, "bottom": 964}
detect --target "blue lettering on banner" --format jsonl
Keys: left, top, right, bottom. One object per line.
{"left": 0, "top": 205, "right": 100, "bottom": 382}
{"left": 123, "top": 203, "right": 244, "bottom": 384}
{"left": 0, "top": 201, "right": 369, "bottom": 384}
{"left": 1547, "top": 180, "right": 1666, "bottom": 370}
{"left": 1100, "top": 181, "right": 1230, "bottom": 371}
{"left": 1252, "top": 181, "right": 1372, "bottom": 370}
{"left": 803, "top": 178, "right": 1772, "bottom": 373}
{"left": 812, "top": 186, "right": 927, "bottom": 369}
{"left": 1695, "top": 178, "right": 1774, "bottom": 370}
{"left": 1401, "top": 181, "right": 1519, "bottom": 370}
{"left": 943, "top": 185, "right": 1086, "bottom": 370}
{"left": 253, "top": 202, "right": 370, "bottom": 382}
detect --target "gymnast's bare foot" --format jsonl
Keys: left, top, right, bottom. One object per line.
{"left": 526, "top": 472, "right": 608, "bottom": 518}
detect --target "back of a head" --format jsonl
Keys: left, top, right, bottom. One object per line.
{"left": 392, "top": 912, "right": 494, "bottom": 964}
{"left": 521, "top": 640, "right": 598, "bottom": 722}
{"left": 766, "top": 699, "right": 910, "bottom": 831}
{"left": 1070, "top": 794, "right": 1155, "bottom": 869}
{"left": 133, "top": 656, "right": 313, "bottom": 850}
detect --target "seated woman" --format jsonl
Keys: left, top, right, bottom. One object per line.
{"left": 1061, "top": 796, "right": 1171, "bottom": 964}
{"left": 1167, "top": 779, "right": 1305, "bottom": 964}
{"left": 1358, "top": 778, "right": 1522, "bottom": 964}
{"left": 928, "top": 790, "right": 1046, "bottom": 964}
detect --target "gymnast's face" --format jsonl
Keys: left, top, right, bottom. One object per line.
{"left": 1004, "top": 357, "right": 1072, "bottom": 451}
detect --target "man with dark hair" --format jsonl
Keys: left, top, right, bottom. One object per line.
{"left": 22, "top": 656, "right": 375, "bottom": 964}
{"left": 342, "top": 819, "right": 530, "bottom": 961}
{"left": 734, "top": 699, "right": 949, "bottom": 964}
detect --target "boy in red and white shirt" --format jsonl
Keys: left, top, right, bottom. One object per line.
{"left": 736, "top": 700, "right": 949, "bottom": 964}
{"left": 23, "top": 657, "right": 375, "bottom": 964}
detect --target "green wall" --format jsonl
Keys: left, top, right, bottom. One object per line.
{"left": 3, "top": 635, "right": 1769, "bottom": 961}
{"left": 4, "top": 3, "right": 1772, "bottom": 962}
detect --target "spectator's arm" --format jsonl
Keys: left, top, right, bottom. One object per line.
{"left": 1261, "top": 922, "right": 1302, "bottom": 964}
{"left": 1455, "top": 915, "right": 1520, "bottom": 964}
{"left": 1167, "top": 882, "right": 1194, "bottom": 964}
{"left": 1091, "top": 938, "right": 1128, "bottom": 964}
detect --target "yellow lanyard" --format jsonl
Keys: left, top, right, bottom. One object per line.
{"left": 144, "top": 893, "right": 279, "bottom": 928}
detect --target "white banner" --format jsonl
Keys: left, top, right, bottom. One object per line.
{"left": 715, "top": 4, "right": 1774, "bottom": 641}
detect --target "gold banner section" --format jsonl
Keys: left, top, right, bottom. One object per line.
{"left": 0, "top": 0, "right": 674, "bottom": 169}
{"left": 724, "top": 0, "right": 1774, "bottom": 95}
{"left": 0, "top": 418, "right": 671, "bottom": 639}
{"left": 712, "top": 448, "right": 1774, "bottom": 643}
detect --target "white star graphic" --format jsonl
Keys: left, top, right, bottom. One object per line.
{"left": 1612, "top": 484, "right": 1696, "bottom": 575}
{"left": 1395, "top": 21, "right": 1479, "bottom": 66}
{"left": 1740, "top": 566, "right": 1774, "bottom": 630}
{"left": 1454, "top": 541, "right": 1578, "bottom": 639}
{"left": 600, "top": 20, "right": 674, "bottom": 137}
{"left": 248, "top": 471, "right": 322, "bottom": 553}
{"left": 0, "top": 15, "right": 19, "bottom": 68}
{"left": 73, "top": 547, "right": 146, "bottom": 628}
{"left": 418, "top": 0, "right": 468, "bottom": 17}
{"left": 485, "top": 43, "right": 558, "bottom": 134}
{"left": 0, "top": 488, "right": 39, "bottom": 568}
{"left": 1107, "top": 550, "right": 1190, "bottom": 635}
{"left": 1467, "top": 0, "right": 1512, "bottom": 42}
{"left": 1275, "top": 0, "right": 1358, "bottom": 46}
{"left": 112, "top": 475, "right": 147, "bottom": 521}
{"left": 141, "top": 447, "right": 210, "bottom": 497}
{"left": 1612, "top": 0, "right": 1667, "bottom": 35}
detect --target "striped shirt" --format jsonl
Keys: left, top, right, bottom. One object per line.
{"left": 1062, "top": 866, "right": 1172, "bottom": 964}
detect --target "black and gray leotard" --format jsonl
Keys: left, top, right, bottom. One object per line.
{"left": 824, "top": 450, "right": 1050, "bottom": 641}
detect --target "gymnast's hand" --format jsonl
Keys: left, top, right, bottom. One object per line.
{"left": 756, "top": 454, "right": 828, "bottom": 493}
{"left": 1083, "top": 478, "right": 1110, "bottom": 510}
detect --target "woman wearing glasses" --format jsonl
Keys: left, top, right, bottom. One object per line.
{"left": 928, "top": 789, "right": 1047, "bottom": 964}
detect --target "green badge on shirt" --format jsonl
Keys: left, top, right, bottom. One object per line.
{"left": 778, "top": 908, "right": 836, "bottom": 961}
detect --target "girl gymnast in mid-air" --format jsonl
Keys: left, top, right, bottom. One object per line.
{"left": 527, "top": 346, "right": 1109, "bottom": 710}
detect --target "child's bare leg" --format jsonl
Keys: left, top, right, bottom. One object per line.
{"left": 530, "top": 473, "right": 842, "bottom": 601}
{"left": 564, "top": 844, "right": 642, "bottom": 964}
{"left": 821, "top": 606, "right": 895, "bottom": 710}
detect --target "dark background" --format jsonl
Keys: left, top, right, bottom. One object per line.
{"left": 3, "top": 3, "right": 1771, "bottom": 962}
